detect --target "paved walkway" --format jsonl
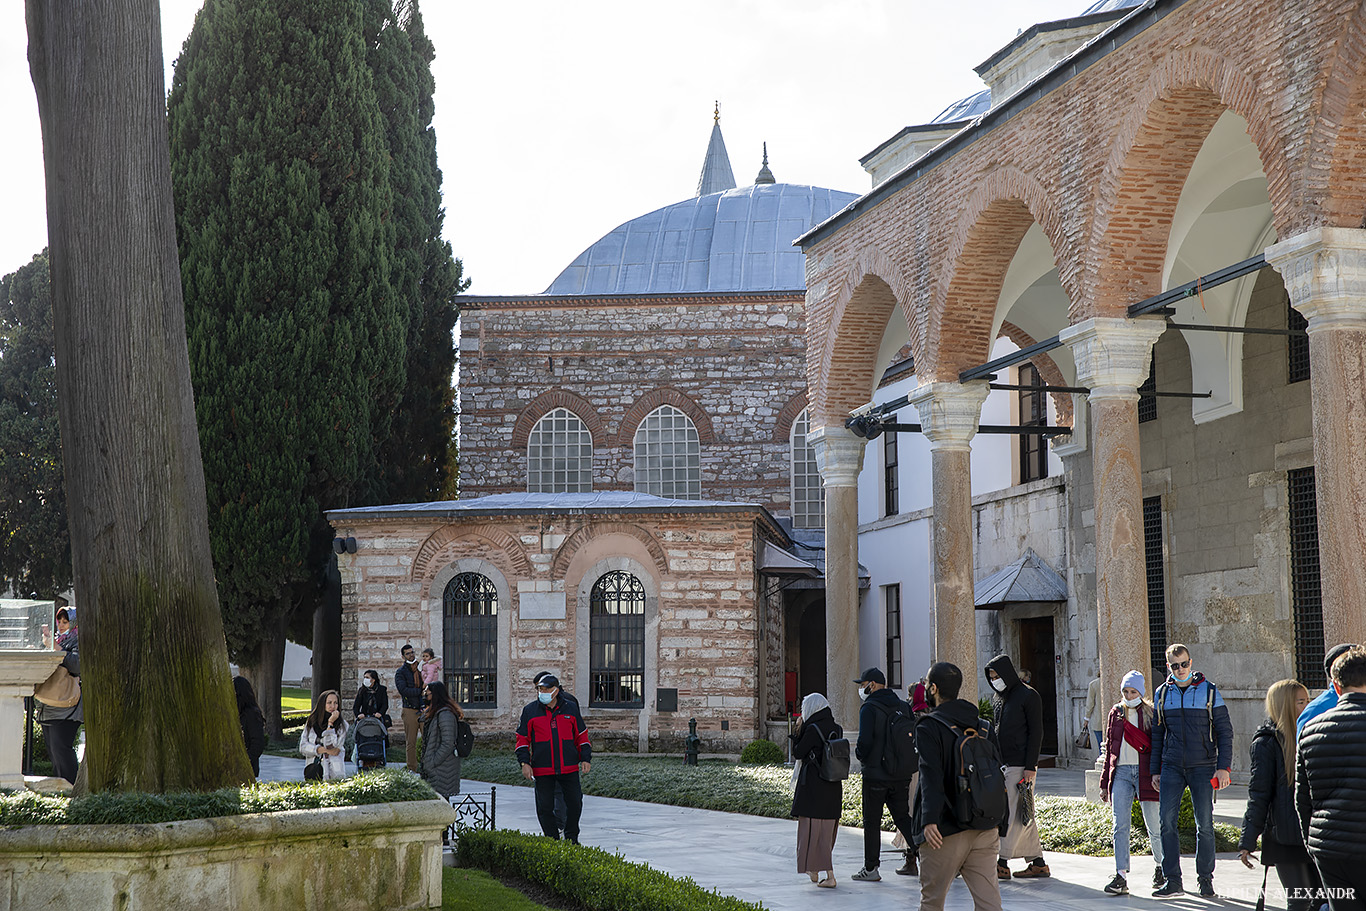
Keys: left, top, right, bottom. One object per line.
{"left": 259, "top": 757, "right": 1273, "bottom": 910}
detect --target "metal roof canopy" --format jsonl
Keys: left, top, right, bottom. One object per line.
{"left": 974, "top": 548, "right": 1068, "bottom": 609}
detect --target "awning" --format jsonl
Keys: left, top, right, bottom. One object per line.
{"left": 759, "top": 540, "right": 820, "bottom": 577}
{"left": 974, "top": 548, "right": 1067, "bottom": 610}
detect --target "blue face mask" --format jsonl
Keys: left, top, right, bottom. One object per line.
{"left": 538, "top": 691, "right": 554, "bottom": 705}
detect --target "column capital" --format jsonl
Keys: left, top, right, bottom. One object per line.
{"left": 809, "top": 424, "right": 865, "bottom": 488}
{"left": 1060, "top": 317, "right": 1166, "bottom": 401}
{"left": 1265, "top": 227, "right": 1366, "bottom": 331}
{"left": 909, "top": 381, "right": 990, "bottom": 451}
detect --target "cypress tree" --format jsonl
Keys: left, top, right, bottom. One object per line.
{"left": 168, "top": 0, "right": 406, "bottom": 733}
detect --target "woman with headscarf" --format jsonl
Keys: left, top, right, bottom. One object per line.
{"left": 789, "top": 692, "right": 843, "bottom": 888}
{"left": 233, "top": 675, "right": 267, "bottom": 778}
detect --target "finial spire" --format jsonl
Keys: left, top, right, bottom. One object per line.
{"left": 696, "top": 104, "right": 736, "bottom": 197}
{"left": 714, "top": 101, "right": 720, "bottom": 124}
{"left": 755, "top": 142, "right": 775, "bottom": 185}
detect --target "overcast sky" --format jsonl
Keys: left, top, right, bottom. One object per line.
{"left": 1, "top": 0, "right": 1092, "bottom": 294}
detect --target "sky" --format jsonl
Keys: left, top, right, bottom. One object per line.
{"left": 0, "top": 0, "right": 1095, "bottom": 295}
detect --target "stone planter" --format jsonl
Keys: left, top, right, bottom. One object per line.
{"left": 0, "top": 798, "right": 455, "bottom": 910}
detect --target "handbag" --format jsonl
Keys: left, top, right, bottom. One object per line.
{"left": 455, "top": 718, "right": 474, "bottom": 758}
{"left": 1074, "top": 729, "right": 1092, "bottom": 751}
{"left": 304, "top": 756, "right": 324, "bottom": 781}
{"left": 34, "top": 664, "right": 81, "bottom": 708}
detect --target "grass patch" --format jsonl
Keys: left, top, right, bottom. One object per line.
{"left": 459, "top": 756, "right": 1240, "bottom": 856}
{"left": 280, "top": 686, "right": 312, "bottom": 713}
{"left": 0, "top": 768, "right": 438, "bottom": 827}
{"left": 443, "top": 866, "right": 556, "bottom": 911}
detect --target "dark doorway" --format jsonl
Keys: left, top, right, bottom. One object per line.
{"left": 1017, "top": 615, "right": 1058, "bottom": 755}
{"left": 797, "top": 599, "right": 827, "bottom": 705}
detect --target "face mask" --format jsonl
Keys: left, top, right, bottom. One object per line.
{"left": 364, "top": 678, "right": 375, "bottom": 688}
{"left": 538, "top": 691, "right": 554, "bottom": 705}
{"left": 1124, "top": 696, "right": 1142, "bottom": 708}
{"left": 859, "top": 687, "right": 870, "bottom": 701}
{"left": 989, "top": 678, "right": 1007, "bottom": 693}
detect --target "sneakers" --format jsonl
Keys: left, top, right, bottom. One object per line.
{"left": 895, "top": 854, "right": 918, "bottom": 876}
{"left": 1153, "top": 880, "right": 1185, "bottom": 899}
{"left": 1153, "top": 866, "right": 1166, "bottom": 888}
{"left": 997, "top": 861, "right": 1012, "bottom": 881}
{"left": 852, "top": 867, "right": 881, "bottom": 882}
{"left": 1014, "top": 862, "right": 1051, "bottom": 878}
{"left": 1198, "top": 878, "right": 1215, "bottom": 898}
{"left": 1104, "top": 874, "right": 1129, "bottom": 896}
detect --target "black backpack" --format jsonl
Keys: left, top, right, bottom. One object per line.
{"left": 816, "top": 729, "right": 851, "bottom": 781}
{"left": 871, "top": 698, "right": 918, "bottom": 781}
{"left": 455, "top": 718, "right": 475, "bottom": 758}
{"left": 931, "top": 714, "right": 1008, "bottom": 829}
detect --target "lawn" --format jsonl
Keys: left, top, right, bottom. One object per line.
{"left": 280, "top": 686, "right": 312, "bottom": 713}
{"left": 442, "top": 867, "right": 554, "bottom": 911}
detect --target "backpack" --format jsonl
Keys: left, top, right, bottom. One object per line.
{"left": 871, "top": 698, "right": 918, "bottom": 781}
{"left": 815, "top": 729, "right": 851, "bottom": 782}
{"left": 455, "top": 718, "right": 475, "bottom": 758}
{"left": 1153, "top": 680, "right": 1216, "bottom": 743}
{"left": 930, "top": 714, "right": 1008, "bottom": 829}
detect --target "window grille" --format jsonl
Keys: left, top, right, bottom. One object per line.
{"left": 590, "top": 571, "right": 646, "bottom": 707}
{"left": 633, "top": 405, "right": 701, "bottom": 500}
{"left": 1137, "top": 353, "right": 1157, "bottom": 423}
{"left": 527, "top": 408, "right": 593, "bottom": 493}
{"left": 1143, "top": 496, "right": 1167, "bottom": 680}
{"left": 1288, "top": 295, "right": 1311, "bottom": 384}
{"left": 1018, "top": 363, "right": 1049, "bottom": 483}
{"left": 1288, "top": 467, "right": 1326, "bottom": 689}
{"left": 790, "top": 409, "right": 825, "bottom": 529}
{"left": 443, "top": 573, "right": 498, "bottom": 707}
{"left": 883, "top": 426, "right": 899, "bottom": 517}
{"left": 885, "top": 584, "right": 902, "bottom": 690}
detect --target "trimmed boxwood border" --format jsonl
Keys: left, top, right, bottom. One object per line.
{"left": 457, "top": 829, "right": 764, "bottom": 911}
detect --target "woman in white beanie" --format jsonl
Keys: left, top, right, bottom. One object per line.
{"left": 1098, "top": 670, "right": 1164, "bottom": 896}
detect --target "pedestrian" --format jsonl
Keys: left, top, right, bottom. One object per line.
{"left": 420, "top": 647, "right": 442, "bottom": 687}
{"left": 534, "top": 670, "right": 580, "bottom": 831}
{"left": 790, "top": 692, "right": 843, "bottom": 888}
{"left": 1296, "top": 643, "right": 1358, "bottom": 736}
{"left": 851, "top": 667, "right": 919, "bottom": 882}
{"left": 395, "top": 643, "right": 424, "bottom": 771}
{"left": 353, "top": 669, "right": 393, "bottom": 728}
{"left": 234, "top": 675, "right": 267, "bottom": 779}
{"left": 1239, "top": 679, "right": 1321, "bottom": 911}
{"left": 1084, "top": 672, "right": 1105, "bottom": 752}
{"left": 515, "top": 673, "right": 591, "bottom": 843}
{"left": 984, "top": 654, "right": 1048, "bottom": 879}
{"left": 892, "top": 681, "right": 926, "bottom": 874}
{"left": 910, "top": 677, "right": 930, "bottom": 716}
{"left": 1098, "top": 670, "right": 1164, "bottom": 895}
{"left": 1296, "top": 646, "right": 1366, "bottom": 911}
{"left": 299, "top": 689, "right": 348, "bottom": 780}
{"left": 53, "top": 607, "right": 78, "bottom": 651}
{"left": 36, "top": 628, "right": 82, "bottom": 785}
{"left": 912, "top": 661, "right": 1007, "bottom": 911}
{"left": 419, "top": 680, "right": 465, "bottom": 799}
{"left": 1150, "top": 643, "right": 1233, "bottom": 899}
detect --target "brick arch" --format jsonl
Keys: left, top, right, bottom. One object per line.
{"left": 549, "top": 522, "right": 668, "bottom": 579}
{"left": 410, "top": 524, "right": 531, "bottom": 585}
{"left": 772, "top": 390, "right": 808, "bottom": 443}
{"left": 510, "top": 389, "right": 604, "bottom": 452}
{"left": 614, "top": 388, "right": 716, "bottom": 448}
{"left": 1087, "top": 46, "right": 1291, "bottom": 318}
{"left": 925, "top": 167, "right": 1072, "bottom": 381}
{"left": 1312, "top": 7, "right": 1366, "bottom": 229}
{"left": 998, "top": 320, "right": 1073, "bottom": 428}
{"left": 815, "top": 246, "right": 911, "bottom": 427}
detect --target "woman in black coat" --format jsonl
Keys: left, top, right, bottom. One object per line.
{"left": 353, "top": 670, "right": 392, "bottom": 729}
{"left": 789, "top": 692, "right": 843, "bottom": 889}
{"left": 1239, "top": 679, "right": 1321, "bottom": 911}
{"left": 233, "top": 675, "right": 267, "bottom": 778}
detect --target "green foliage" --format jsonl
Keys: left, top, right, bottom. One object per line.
{"left": 0, "top": 251, "right": 71, "bottom": 598}
{"left": 739, "top": 739, "right": 784, "bottom": 764}
{"left": 0, "top": 769, "right": 437, "bottom": 827}
{"left": 442, "top": 867, "right": 554, "bottom": 911}
{"left": 457, "top": 828, "right": 765, "bottom": 911}
{"left": 977, "top": 697, "right": 995, "bottom": 721}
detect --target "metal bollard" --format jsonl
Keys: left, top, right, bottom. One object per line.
{"left": 684, "top": 717, "right": 701, "bottom": 766}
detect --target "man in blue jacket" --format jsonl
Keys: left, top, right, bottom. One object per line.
{"left": 1297, "top": 642, "right": 1359, "bottom": 736}
{"left": 1149, "top": 643, "right": 1234, "bottom": 899}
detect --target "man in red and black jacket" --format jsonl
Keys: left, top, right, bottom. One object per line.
{"left": 515, "top": 673, "right": 591, "bottom": 843}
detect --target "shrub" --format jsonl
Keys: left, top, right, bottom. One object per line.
{"left": 458, "top": 828, "right": 764, "bottom": 911}
{"left": 977, "top": 697, "right": 994, "bottom": 721}
{"left": 739, "top": 739, "right": 783, "bottom": 764}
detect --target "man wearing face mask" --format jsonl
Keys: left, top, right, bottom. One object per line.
{"left": 395, "top": 644, "right": 425, "bottom": 771}
{"left": 984, "top": 654, "right": 1047, "bottom": 879}
{"left": 515, "top": 673, "right": 592, "bottom": 843}
{"left": 851, "top": 667, "right": 919, "bottom": 882}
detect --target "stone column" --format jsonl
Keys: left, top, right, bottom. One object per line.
{"left": 1060, "top": 317, "right": 1166, "bottom": 704}
{"left": 910, "top": 382, "right": 990, "bottom": 702}
{"left": 810, "top": 424, "right": 866, "bottom": 730}
{"left": 1267, "top": 227, "right": 1366, "bottom": 647}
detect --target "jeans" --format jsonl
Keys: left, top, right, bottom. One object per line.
{"left": 1110, "top": 764, "right": 1163, "bottom": 874}
{"left": 1159, "top": 765, "right": 1215, "bottom": 882}
{"left": 534, "top": 771, "right": 583, "bottom": 842}
{"left": 1094, "top": 730, "right": 1104, "bottom": 752}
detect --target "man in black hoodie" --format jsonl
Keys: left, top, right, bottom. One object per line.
{"left": 984, "top": 653, "right": 1047, "bottom": 879}
{"left": 913, "top": 662, "right": 1006, "bottom": 911}
{"left": 851, "top": 667, "right": 919, "bottom": 881}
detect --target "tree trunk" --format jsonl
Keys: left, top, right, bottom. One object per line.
{"left": 25, "top": 0, "right": 252, "bottom": 792}
{"left": 241, "top": 622, "right": 288, "bottom": 743}
{"left": 311, "top": 554, "right": 343, "bottom": 700}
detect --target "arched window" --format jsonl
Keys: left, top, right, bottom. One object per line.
{"left": 633, "top": 404, "right": 701, "bottom": 499}
{"left": 790, "top": 408, "right": 825, "bottom": 529}
{"left": 589, "top": 570, "right": 645, "bottom": 707}
{"left": 443, "top": 572, "right": 498, "bottom": 707}
{"left": 527, "top": 407, "right": 593, "bottom": 493}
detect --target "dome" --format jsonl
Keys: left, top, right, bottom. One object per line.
{"left": 545, "top": 181, "right": 859, "bottom": 295}
{"left": 930, "top": 89, "right": 992, "bottom": 124}
{"left": 1079, "top": 0, "right": 1144, "bottom": 13}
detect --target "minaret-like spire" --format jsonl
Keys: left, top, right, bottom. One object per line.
{"left": 696, "top": 101, "right": 736, "bottom": 197}
{"left": 754, "top": 142, "right": 775, "bottom": 185}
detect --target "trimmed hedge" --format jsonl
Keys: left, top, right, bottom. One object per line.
{"left": 739, "top": 739, "right": 783, "bottom": 764}
{"left": 0, "top": 768, "right": 438, "bottom": 827}
{"left": 457, "top": 828, "right": 763, "bottom": 911}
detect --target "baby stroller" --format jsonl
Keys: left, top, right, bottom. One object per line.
{"left": 353, "top": 715, "right": 388, "bottom": 771}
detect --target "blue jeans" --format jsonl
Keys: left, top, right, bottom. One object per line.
{"left": 1111, "top": 765, "right": 1163, "bottom": 874}
{"left": 1094, "top": 730, "right": 1104, "bottom": 752}
{"left": 1159, "top": 765, "right": 1215, "bottom": 882}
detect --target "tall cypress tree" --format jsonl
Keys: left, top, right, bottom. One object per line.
{"left": 168, "top": 0, "right": 405, "bottom": 732}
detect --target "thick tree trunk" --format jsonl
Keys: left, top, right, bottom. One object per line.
{"left": 26, "top": 0, "right": 252, "bottom": 792}
{"left": 242, "top": 623, "right": 288, "bottom": 743}
{"left": 311, "top": 555, "right": 343, "bottom": 700}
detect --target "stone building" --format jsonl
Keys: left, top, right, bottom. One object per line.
{"left": 330, "top": 120, "right": 859, "bottom": 751}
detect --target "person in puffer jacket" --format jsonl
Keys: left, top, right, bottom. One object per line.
{"left": 984, "top": 654, "right": 1047, "bottom": 879}
{"left": 1296, "top": 647, "right": 1366, "bottom": 911}
{"left": 1149, "top": 643, "right": 1233, "bottom": 899}
{"left": 1238, "top": 680, "right": 1321, "bottom": 911}
{"left": 515, "top": 673, "right": 591, "bottom": 843}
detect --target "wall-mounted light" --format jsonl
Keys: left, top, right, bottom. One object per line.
{"left": 332, "top": 536, "right": 357, "bottom": 555}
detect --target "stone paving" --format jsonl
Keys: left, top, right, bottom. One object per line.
{"left": 259, "top": 755, "right": 1276, "bottom": 910}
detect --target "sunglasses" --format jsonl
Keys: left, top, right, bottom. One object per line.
{"left": 1169, "top": 659, "right": 1191, "bottom": 671}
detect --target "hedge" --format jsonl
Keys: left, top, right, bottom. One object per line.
{"left": 457, "top": 828, "right": 764, "bottom": 911}
{"left": 0, "top": 768, "right": 438, "bottom": 827}
{"left": 739, "top": 739, "right": 784, "bottom": 764}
